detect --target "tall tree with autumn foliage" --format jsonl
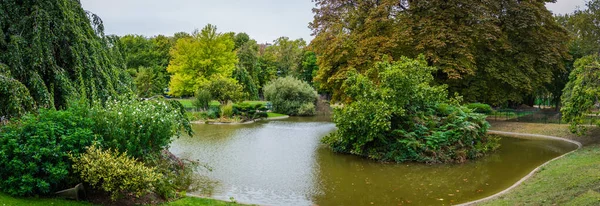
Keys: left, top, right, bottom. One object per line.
{"left": 310, "top": 0, "right": 570, "bottom": 105}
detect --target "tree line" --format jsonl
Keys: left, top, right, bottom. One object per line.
{"left": 117, "top": 25, "right": 318, "bottom": 101}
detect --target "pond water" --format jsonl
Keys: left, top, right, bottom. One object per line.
{"left": 169, "top": 116, "right": 578, "bottom": 206}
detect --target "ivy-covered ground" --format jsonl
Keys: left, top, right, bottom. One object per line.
{"left": 477, "top": 121, "right": 600, "bottom": 205}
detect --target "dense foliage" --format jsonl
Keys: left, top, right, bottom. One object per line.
{"left": 322, "top": 57, "right": 498, "bottom": 163}
{"left": 87, "top": 97, "right": 192, "bottom": 159}
{"left": 554, "top": 0, "right": 600, "bottom": 109}
{"left": 147, "top": 151, "right": 203, "bottom": 200}
{"left": 264, "top": 77, "right": 317, "bottom": 116}
{"left": 199, "top": 77, "right": 246, "bottom": 105}
{"left": 0, "top": 0, "right": 133, "bottom": 118}
{"left": 193, "top": 89, "right": 212, "bottom": 111}
{"left": 0, "top": 97, "right": 191, "bottom": 197}
{"left": 561, "top": 56, "right": 600, "bottom": 134}
{"left": 264, "top": 37, "right": 306, "bottom": 77}
{"left": 0, "top": 108, "right": 96, "bottom": 196}
{"left": 232, "top": 66, "right": 259, "bottom": 100}
{"left": 297, "top": 51, "right": 319, "bottom": 85}
{"left": 167, "top": 24, "right": 237, "bottom": 96}
{"left": 118, "top": 34, "right": 174, "bottom": 97}
{"left": 465, "top": 103, "right": 493, "bottom": 114}
{"left": 134, "top": 67, "right": 166, "bottom": 97}
{"left": 71, "top": 145, "right": 159, "bottom": 200}
{"left": 310, "top": 0, "right": 569, "bottom": 106}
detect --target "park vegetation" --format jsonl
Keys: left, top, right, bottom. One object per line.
{"left": 264, "top": 77, "right": 318, "bottom": 116}
{"left": 559, "top": 0, "right": 600, "bottom": 134}
{"left": 0, "top": 0, "right": 204, "bottom": 204}
{"left": 3, "top": 0, "right": 600, "bottom": 204}
{"left": 309, "top": 0, "right": 569, "bottom": 107}
{"left": 322, "top": 57, "right": 498, "bottom": 163}
{"left": 0, "top": 0, "right": 132, "bottom": 119}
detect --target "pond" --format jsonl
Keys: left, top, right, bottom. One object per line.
{"left": 169, "top": 116, "right": 578, "bottom": 206}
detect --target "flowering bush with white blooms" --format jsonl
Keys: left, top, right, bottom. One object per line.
{"left": 0, "top": 97, "right": 192, "bottom": 197}
{"left": 88, "top": 97, "right": 192, "bottom": 159}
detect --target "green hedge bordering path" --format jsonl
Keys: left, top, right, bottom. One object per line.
{"left": 458, "top": 131, "right": 584, "bottom": 205}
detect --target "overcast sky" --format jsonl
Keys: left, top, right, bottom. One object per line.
{"left": 81, "top": 0, "right": 588, "bottom": 44}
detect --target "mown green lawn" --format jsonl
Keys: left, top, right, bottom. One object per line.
{"left": 267, "top": 112, "right": 286, "bottom": 118}
{"left": 479, "top": 144, "right": 600, "bottom": 205}
{"left": 0, "top": 193, "right": 91, "bottom": 206}
{"left": 176, "top": 98, "right": 194, "bottom": 109}
{"left": 165, "top": 197, "right": 248, "bottom": 206}
{"left": 175, "top": 99, "right": 266, "bottom": 110}
{"left": 0, "top": 193, "right": 246, "bottom": 206}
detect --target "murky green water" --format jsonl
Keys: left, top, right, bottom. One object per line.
{"left": 169, "top": 117, "right": 577, "bottom": 206}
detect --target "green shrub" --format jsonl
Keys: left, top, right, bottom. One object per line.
{"left": 0, "top": 108, "right": 96, "bottom": 196}
{"left": 193, "top": 89, "right": 212, "bottom": 111}
{"left": 71, "top": 145, "right": 159, "bottom": 200}
{"left": 147, "top": 151, "right": 204, "bottom": 200}
{"left": 232, "top": 102, "right": 260, "bottom": 120}
{"left": 298, "top": 103, "right": 316, "bottom": 116}
{"left": 263, "top": 77, "right": 318, "bottom": 116}
{"left": 201, "top": 77, "right": 246, "bottom": 105}
{"left": 323, "top": 57, "right": 498, "bottom": 164}
{"left": 233, "top": 102, "right": 252, "bottom": 115}
{"left": 206, "top": 110, "right": 219, "bottom": 119}
{"left": 257, "top": 112, "right": 268, "bottom": 118}
{"left": 221, "top": 103, "right": 234, "bottom": 118}
{"left": 258, "top": 106, "right": 268, "bottom": 112}
{"left": 87, "top": 97, "right": 192, "bottom": 159}
{"left": 465, "top": 103, "right": 493, "bottom": 114}
{"left": 0, "top": 97, "right": 192, "bottom": 197}
{"left": 253, "top": 103, "right": 264, "bottom": 110}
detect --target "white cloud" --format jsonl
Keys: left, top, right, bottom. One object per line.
{"left": 80, "top": 0, "right": 315, "bottom": 43}
{"left": 80, "top": 0, "right": 588, "bottom": 44}
{"left": 546, "top": 0, "right": 587, "bottom": 15}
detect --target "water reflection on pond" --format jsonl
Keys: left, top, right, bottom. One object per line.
{"left": 169, "top": 117, "right": 577, "bottom": 206}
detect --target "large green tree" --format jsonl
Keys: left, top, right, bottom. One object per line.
{"left": 235, "top": 38, "right": 262, "bottom": 99}
{"left": 264, "top": 37, "right": 306, "bottom": 77}
{"left": 119, "top": 34, "right": 172, "bottom": 97}
{"left": 550, "top": 0, "right": 600, "bottom": 110}
{"left": 0, "top": 0, "right": 132, "bottom": 118}
{"left": 310, "top": 0, "right": 570, "bottom": 105}
{"left": 297, "top": 50, "right": 319, "bottom": 85}
{"left": 167, "top": 24, "right": 237, "bottom": 96}
{"left": 561, "top": 55, "right": 600, "bottom": 134}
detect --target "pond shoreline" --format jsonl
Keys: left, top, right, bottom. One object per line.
{"left": 190, "top": 115, "right": 290, "bottom": 125}
{"left": 457, "top": 130, "right": 582, "bottom": 206}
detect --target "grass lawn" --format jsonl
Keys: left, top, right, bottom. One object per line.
{"left": 475, "top": 121, "right": 600, "bottom": 205}
{"left": 243, "top": 101, "right": 267, "bottom": 107}
{"left": 0, "top": 193, "right": 246, "bottom": 206}
{"left": 175, "top": 99, "right": 266, "bottom": 110}
{"left": 478, "top": 144, "right": 600, "bottom": 205}
{"left": 165, "top": 197, "right": 249, "bottom": 206}
{"left": 267, "top": 112, "right": 286, "bottom": 118}
{"left": 489, "top": 121, "right": 600, "bottom": 146}
{"left": 176, "top": 98, "right": 194, "bottom": 109}
{"left": 0, "top": 193, "right": 91, "bottom": 206}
